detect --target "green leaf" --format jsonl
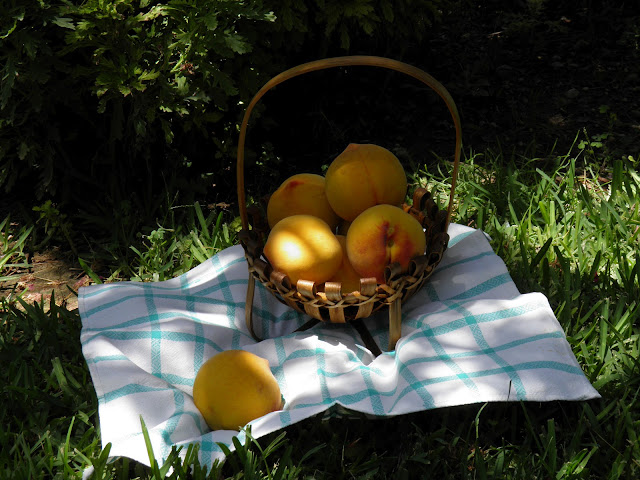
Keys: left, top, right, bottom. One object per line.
{"left": 18, "top": 142, "right": 29, "bottom": 160}
{"left": 203, "top": 14, "right": 218, "bottom": 31}
{"left": 1, "top": 10, "right": 23, "bottom": 39}
{"left": 118, "top": 85, "right": 132, "bottom": 96}
{"left": 194, "top": 202, "right": 210, "bottom": 240}
{"left": 381, "top": 3, "right": 394, "bottom": 22}
{"left": 224, "top": 33, "right": 251, "bottom": 54}
{"left": 530, "top": 237, "right": 553, "bottom": 269}
{"left": 211, "top": 70, "right": 238, "bottom": 96}
{"left": 140, "top": 415, "right": 162, "bottom": 477}
{"left": 139, "top": 70, "right": 160, "bottom": 82}
{"left": 78, "top": 257, "right": 103, "bottom": 284}
{"left": 52, "top": 17, "right": 75, "bottom": 30}
{"left": 138, "top": 5, "right": 167, "bottom": 21}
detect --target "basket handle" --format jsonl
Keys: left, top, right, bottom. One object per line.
{"left": 236, "top": 55, "right": 462, "bottom": 231}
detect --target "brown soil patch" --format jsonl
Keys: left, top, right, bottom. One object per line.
{"left": 1, "top": 248, "right": 90, "bottom": 311}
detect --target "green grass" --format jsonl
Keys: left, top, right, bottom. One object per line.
{"left": 1, "top": 139, "right": 639, "bottom": 478}
{"left": 0, "top": 215, "right": 32, "bottom": 291}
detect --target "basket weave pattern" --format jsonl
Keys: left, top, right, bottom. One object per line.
{"left": 236, "top": 56, "right": 462, "bottom": 351}
{"left": 239, "top": 187, "right": 449, "bottom": 324}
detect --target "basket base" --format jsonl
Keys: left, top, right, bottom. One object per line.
{"left": 245, "top": 274, "right": 401, "bottom": 356}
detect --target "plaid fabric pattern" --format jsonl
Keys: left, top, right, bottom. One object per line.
{"left": 79, "top": 224, "right": 599, "bottom": 468}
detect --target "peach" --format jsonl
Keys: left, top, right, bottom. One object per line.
{"left": 263, "top": 214, "right": 342, "bottom": 285}
{"left": 325, "top": 144, "right": 408, "bottom": 222}
{"left": 327, "top": 235, "right": 362, "bottom": 294}
{"left": 267, "top": 173, "right": 340, "bottom": 230}
{"left": 346, "top": 204, "right": 426, "bottom": 284}
{"left": 193, "top": 350, "right": 282, "bottom": 431}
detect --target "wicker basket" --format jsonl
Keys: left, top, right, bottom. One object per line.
{"left": 237, "top": 56, "right": 462, "bottom": 353}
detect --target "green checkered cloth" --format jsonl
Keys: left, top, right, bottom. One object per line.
{"left": 79, "top": 224, "right": 599, "bottom": 469}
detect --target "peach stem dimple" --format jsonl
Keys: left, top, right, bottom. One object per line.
{"left": 345, "top": 143, "right": 360, "bottom": 152}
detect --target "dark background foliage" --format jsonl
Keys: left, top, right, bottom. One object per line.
{"left": 1, "top": 0, "right": 443, "bottom": 246}
{"left": 1, "top": 0, "right": 639, "bottom": 259}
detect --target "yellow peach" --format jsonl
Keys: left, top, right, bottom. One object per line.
{"left": 346, "top": 204, "right": 426, "bottom": 284}
{"left": 327, "top": 235, "right": 362, "bottom": 294}
{"left": 267, "top": 173, "right": 340, "bottom": 230}
{"left": 193, "top": 350, "right": 282, "bottom": 431}
{"left": 263, "top": 215, "right": 342, "bottom": 285}
{"left": 325, "top": 144, "right": 407, "bottom": 222}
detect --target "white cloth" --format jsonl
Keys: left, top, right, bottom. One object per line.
{"left": 79, "top": 224, "right": 599, "bottom": 468}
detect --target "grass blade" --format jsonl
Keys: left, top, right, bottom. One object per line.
{"left": 78, "top": 257, "right": 103, "bottom": 284}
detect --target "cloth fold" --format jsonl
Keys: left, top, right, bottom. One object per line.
{"left": 79, "top": 224, "right": 599, "bottom": 468}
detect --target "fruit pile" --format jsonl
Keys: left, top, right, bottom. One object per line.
{"left": 263, "top": 143, "right": 427, "bottom": 294}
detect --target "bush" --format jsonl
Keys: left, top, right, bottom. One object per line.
{"left": 1, "top": 1, "right": 79, "bottom": 197}
{"left": 1, "top": 0, "right": 276, "bottom": 199}
{"left": 1, "top": 0, "right": 443, "bottom": 252}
